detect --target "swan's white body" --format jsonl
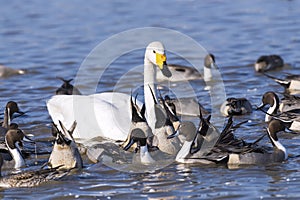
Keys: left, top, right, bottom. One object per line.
{"left": 47, "top": 42, "right": 170, "bottom": 141}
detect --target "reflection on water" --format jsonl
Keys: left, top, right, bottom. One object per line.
{"left": 0, "top": 0, "right": 300, "bottom": 199}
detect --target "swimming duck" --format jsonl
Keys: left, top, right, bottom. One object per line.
{"left": 47, "top": 41, "right": 172, "bottom": 141}
{"left": 55, "top": 77, "right": 82, "bottom": 95}
{"left": 263, "top": 73, "right": 300, "bottom": 94}
{"left": 156, "top": 54, "right": 217, "bottom": 82}
{"left": 122, "top": 98, "right": 155, "bottom": 164}
{"left": 254, "top": 55, "right": 284, "bottom": 72}
{"left": 220, "top": 97, "right": 252, "bottom": 116}
{"left": 0, "top": 101, "right": 25, "bottom": 136}
{"left": 48, "top": 121, "right": 83, "bottom": 170}
{"left": 174, "top": 114, "right": 287, "bottom": 166}
{"left": 1, "top": 128, "right": 33, "bottom": 169}
{"left": 0, "top": 153, "right": 68, "bottom": 188}
{"left": 162, "top": 95, "right": 208, "bottom": 117}
{"left": 0, "top": 64, "right": 25, "bottom": 78}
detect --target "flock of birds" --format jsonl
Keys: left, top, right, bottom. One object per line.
{"left": 0, "top": 41, "right": 299, "bottom": 188}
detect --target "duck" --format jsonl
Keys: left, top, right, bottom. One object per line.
{"left": 1, "top": 128, "right": 34, "bottom": 170}
{"left": 0, "top": 153, "right": 68, "bottom": 188}
{"left": 162, "top": 95, "right": 209, "bottom": 117}
{"left": 55, "top": 77, "right": 82, "bottom": 95}
{"left": 263, "top": 73, "right": 300, "bottom": 94}
{"left": 174, "top": 113, "right": 287, "bottom": 166}
{"left": 0, "top": 101, "right": 25, "bottom": 136}
{"left": 47, "top": 41, "right": 172, "bottom": 141}
{"left": 48, "top": 121, "right": 83, "bottom": 170}
{"left": 156, "top": 54, "right": 217, "bottom": 82}
{"left": 254, "top": 55, "right": 284, "bottom": 72}
{"left": 122, "top": 97, "right": 155, "bottom": 164}
{"left": 0, "top": 64, "right": 25, "bottom": 78}
{"left": 151, "top": 93, "right": 181, "bottom": 155}
{"left": 257, "top": 91, "right": 300, "bottom": 132}
{"left": 220, "top": 97, "right": 252, "bottom": 116}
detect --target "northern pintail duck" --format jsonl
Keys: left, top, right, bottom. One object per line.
{"left": 122, "top": 98, "right": 156, "bottom": 164}
{"left": 257, "top": 91, "right": 300, "bottom": 132}
{"left": 263, "top": 73, "right": 300, "bottom": 94}
{"left": 0, "top": 154, "right": 67, "bottom": 188}
{"left": 48, "top": 121, "right": 83, "bottom": 170}
{"left": 174, "top": 114, "right": 287, "bottom": 166}
{"left": 1, "top": 128, "right": 33, "bottom": 169}
{"left": 47, "top": 41, "right": 172, "bottom": 141}
{"left": 254, "top": 55, "right": 284, "bottom": 72}
{"left": 162, "top": 95, "right": 208, "bottom": 117}
{"left": 152, "top": 94, "right": 181, "bottom": 155}
{"left": 156, "top": 54, "right": 217, "bottom": 82}
{"left": 0, "top": 64, "right": 25, "bottom": 78}
{"left": 0, "top": 101, "right": 25, "bottom": 136}
{"left": 220, "top": 97, "right": 252, "bottom": 116}
{"left": 55, "top": 77, "right": 82, "bottom": 95}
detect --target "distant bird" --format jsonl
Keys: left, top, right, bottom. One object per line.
{"left": 157, "top": 54, "right": 218, "bottom": 82}
{"left": 0, "top": 101, "right": 25, "bottom": 136}
{"left": 220, "top": 97, "right": 252, "bottom": 116}
{"left": 55, "top": 77, "right": 81, "bottom": 95}
{"left": 254, "top": 55, "right": 284, "bottom": 72}
{"left": 0, "top": 65, "right": 26, "bottom": 78}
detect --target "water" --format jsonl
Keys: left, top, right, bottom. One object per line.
{"left": 1, "top": 0, "right": 300, "bottom": 199}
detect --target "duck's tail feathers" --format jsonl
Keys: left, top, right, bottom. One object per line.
{"left": 263, "top": 73, "right": 290, "bottom": 87}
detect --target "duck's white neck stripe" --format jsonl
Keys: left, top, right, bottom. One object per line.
{"left": 268, "top": 132, "right": 287, "bottom": 160}
{"left": 176, "top": 141, "right": 193, "bottom": 162}
{"left": 140, "top": 146, "right": 155, "bottom": 164}
{"left": 203, "top": 65, "right": 212, "bottom": 82}
{"left": 265, "top": 99, "right": 278, "bottom": 122}
{"left": 9, "top": 148, "right": 25, "bottom": 169}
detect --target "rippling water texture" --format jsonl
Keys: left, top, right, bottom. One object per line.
{"left": 0, "top": 0, "right": 300, "bottom": 199}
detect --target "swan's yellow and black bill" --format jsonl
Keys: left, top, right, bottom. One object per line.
{"left": 156, "top": 53, "right": 167, "bottom": 69}
{"left": 156, "top": 53, "right": 172, "bottom": 78}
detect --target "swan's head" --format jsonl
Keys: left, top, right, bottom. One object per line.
{"left": 145, "top": 41, "right": 172, "bottom": 78}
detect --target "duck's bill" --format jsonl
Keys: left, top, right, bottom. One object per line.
{"left": 13, "top": 111, "right": 25, "bottom": 119}
{"left": 167, "top": 130, "right": 179, "bottom": 139}
{"left": 23, "top": 134, "right": 35, "bottom": 143}
{"left": 211, "top": 62, "right": 219, "bottom": 69}
{"left": 256, "top": 103, "right": 265, "bottom": 110}
{"left": 123, "top": 138, "right": 135, "bottom": 151}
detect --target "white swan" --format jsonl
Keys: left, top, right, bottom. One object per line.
{"left": 47, "top": 41, "right": 171, "bottom": 141}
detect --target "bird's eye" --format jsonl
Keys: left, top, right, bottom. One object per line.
{"left": 153, "top": 50, "right": 156, "bottom": 54}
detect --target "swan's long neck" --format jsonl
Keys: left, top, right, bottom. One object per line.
{"left": 144, "top": 58, "right": 157, "bottom": 132}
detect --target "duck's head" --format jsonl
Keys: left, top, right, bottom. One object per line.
{"left": 145, "top": 41, "right": 171, "bottom": 78}
{"left": 123, "top": 127, "right": 149, "bottom": 152}
{"left": 255, "top": 55, "right": 269, "bottom": 72}
{"left": 6, "top": 101, "right": 25, "bottom": 119}
{"left": 257, "top": 91, "right": 280, "bottom": 110}
{"left": 5, "top": 128, "right": 33, "bottom": 150}
{"left": 204, "top": 54, "right": 218, "bottom": 69}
